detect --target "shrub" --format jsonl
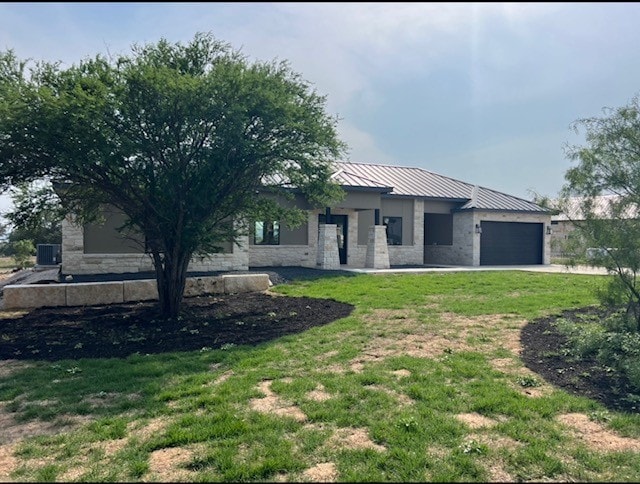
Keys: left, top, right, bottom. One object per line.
{"left": 11, "top": 239, "right": 35, "bottom": 269}
{"left": 559, "top": 311, "right": 640, "bottom": 393}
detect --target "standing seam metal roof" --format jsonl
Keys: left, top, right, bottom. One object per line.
{"left": 334, "top": 161, "right": 546, "bottom": 213}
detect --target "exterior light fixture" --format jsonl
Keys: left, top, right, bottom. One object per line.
{"left": 475, "top": 224, "right": 482, "bottom": 234}
{"left": 546, "top": 226, "right": 553, "bottom": 235}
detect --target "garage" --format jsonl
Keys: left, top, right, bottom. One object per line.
{"left": 480, "top": 221, "right": 543, "bottom": 265}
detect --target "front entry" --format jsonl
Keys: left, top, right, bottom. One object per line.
{"left": 318, "top": 214, "right": 348, "bottom": 265}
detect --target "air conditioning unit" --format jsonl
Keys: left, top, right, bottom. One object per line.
{"left": 36, "top": 244, "right": 62, "bottom": 266}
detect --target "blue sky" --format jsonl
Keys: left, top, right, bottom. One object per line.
{"left": 2, "top": 2, "right": 640, "bottom": 214}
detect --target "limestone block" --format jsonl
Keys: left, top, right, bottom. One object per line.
{"left": 184, "top": 276, "right": 224, "bottom": 297}
{"left": 3, "top": 284, "right": 67, "bottom": 309}
{"left": 123, "top": 280, "right": 158, "bottom": 302}
{"left": 222, "top": 274, "right": 270, "bottom": 294}
{"left": 66, "top": 282, "right": 124, "bottom": 307}
{"left": 365, "top": 225, "right": 390, "bottom": 269}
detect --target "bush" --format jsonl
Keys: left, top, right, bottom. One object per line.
{"left": 559, "top": 310, "right": 640, "bottom": 394}
{"left": 12, "top": 239, "right": 35, "bottom": 269}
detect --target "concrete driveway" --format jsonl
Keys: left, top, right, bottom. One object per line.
{"left": 344, "top": 264, "right": 610, "bottom": 276}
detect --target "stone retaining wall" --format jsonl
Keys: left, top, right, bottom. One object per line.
{"left": 2, "top": 274, "right": 271, "bottom": 310}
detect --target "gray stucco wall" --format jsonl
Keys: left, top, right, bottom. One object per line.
{"left": 381, "top": 198, "right": 414, "bottom": 247}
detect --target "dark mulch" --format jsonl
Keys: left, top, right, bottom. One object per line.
{"left": 521, "top": 306, "right": 638, "bottom": 413}
{"left": 0, "top": 293, "right": 354, "bottom": 362}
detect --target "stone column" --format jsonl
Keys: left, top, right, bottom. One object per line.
{"left": 365, "top": 225, "right": 390, "bottom": 269}
{"left": 316, "top": 224, "right": 340, "bottom": 269}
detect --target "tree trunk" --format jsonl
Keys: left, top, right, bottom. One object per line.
{"left": 153, "top": 249, "right": 191, "bottom": 319}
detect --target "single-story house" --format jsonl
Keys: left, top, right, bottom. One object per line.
{"left": 60, "top": 161, "right": 552, "bottom": 276}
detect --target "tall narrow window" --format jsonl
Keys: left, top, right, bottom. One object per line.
{"left": 383, "top": 216, "right": 402, "bottom": 245}
{"left": 254, "top": 221, "right": 280, "bottom": 245}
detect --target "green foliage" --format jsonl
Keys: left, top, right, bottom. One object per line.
{"left": 0, "top": 33, "right": 346, "bottom": 316}
{"left": 4, "top": 181, "right": 64, "bottom": 248}
{"left": 562, "top": 94, "right": 640, "bottom": 329}
{"left": 11, "top": 239, "right": 35, "bottom": 269}
{"left": 557, "top": 310, "right": 640, "bottom": 397}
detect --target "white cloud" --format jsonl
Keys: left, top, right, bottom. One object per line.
{"left": 436, "top": 129, "right": 577, "bottom": 199}
{"left": 337, "top": 121, "right": 396, "bottom": 164}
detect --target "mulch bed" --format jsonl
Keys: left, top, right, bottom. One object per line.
{"left": 521, "top": 306, "right": 637, "bottom": 413}
{"left": 0, "top": 293, "right": 354, "bottom": 361}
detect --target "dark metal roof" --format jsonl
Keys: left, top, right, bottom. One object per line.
{"left": 336, "top": 161, "right": 546, "bottom": 213}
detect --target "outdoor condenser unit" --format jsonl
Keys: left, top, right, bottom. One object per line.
{"left": 36, "top": 244, "right": 62, "bottom": 266}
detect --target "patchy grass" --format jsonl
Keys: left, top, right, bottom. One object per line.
{"left": 1, "top": 271, "right": 639, "bottom": 482}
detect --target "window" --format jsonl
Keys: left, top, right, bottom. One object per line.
{"left": 254, "top": 221, "right": 280, "bottom": 245}
{"left": 383, "top": 216, "right": 402, "bottom": 245}
{"left": 424, "top": 213, "right": 453, "bottom": 245}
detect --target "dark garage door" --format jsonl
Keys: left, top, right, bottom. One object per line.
{"left": 480, "top": 221, "right": 543, "bottom": 265}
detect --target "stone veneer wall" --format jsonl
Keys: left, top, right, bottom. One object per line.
{"left": 250, "top": 209, "right": 365, "bottom": 268}
{"left": 365, "top": 225, "right": 390, "bottom": 269}
{"left": 249, "top": 211, "right": 319, "bottom": 268}
{"left": 423, "top": 210, "right": 552, "bottom": 266}
{"left": 61, "top": 216, "right": 249, "bottom": 275}
{"left": 316, "top": 223, "right": 340, "bottom": 269}
{"left": 424, "top": 211, "right": 475, "bottom": 266}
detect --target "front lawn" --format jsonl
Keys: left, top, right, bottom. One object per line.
{"left": 1, "top": 270, "right": 639, "bottom": 482}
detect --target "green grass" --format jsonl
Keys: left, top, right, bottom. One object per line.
{"left": 2, "top": 270, "right": 640, "bottom": 482}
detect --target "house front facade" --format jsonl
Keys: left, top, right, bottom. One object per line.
{"left": 60, "top": 162, "right": 552, "bottom": 276}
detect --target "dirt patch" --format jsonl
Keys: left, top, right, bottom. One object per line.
{"left": 557, "top": 413, "right": 640, "bottom": 452}
{"left": 128, "top": 417, "right": 172, "bottom": 441}
{"left": 212, "top": 370, "right": 234, "bottom": 385}
{"left": 250, "top": 380, "right": 307, "bottom": 422}
{"left": 306, "top": 384, "right": 332, "bottom": 402}
{"left": 0, "top": 360, "right": 32, "bottom": 378}
{"left": 301, "top": 462, "right": 338, "bottom": 482}
{"left": 391, "top": 369, "right": 412, "bottom": 378}
{"left": 0, "top": 293, "right": 354, "bottom": 361}
{"left": 0, "top": 444, "right": 17, "bottom": 482}
{"left": 351, "top": 311, "right": 526, "bottom": 373}
{"left": 0, "top": 404, "right": 90, "bottom": 446}
{"left": 327, "top": 427, "right": 386, "bottom": 452}
{"left": 456, "top": 413, "right": 498, "bottom": 429}
{"left": 486, "top": 460, "right": 515, "bottom": 482}
{"left": 147, "top": 446, "right": 198, "bottom": 482}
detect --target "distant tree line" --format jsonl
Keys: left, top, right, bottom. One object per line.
{"left": 0, "top": 181, "right": 64, "bottom": 263}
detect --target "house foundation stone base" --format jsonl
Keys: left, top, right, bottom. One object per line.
{"left": 365, "top": 225, "right": 390, "bottom": 269}
{"left": 316, "top": 224, "right": 340, "bottom": 269}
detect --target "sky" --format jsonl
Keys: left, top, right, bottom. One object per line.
{"left": 2, "top": 2, "right": 640, "bottom": 217}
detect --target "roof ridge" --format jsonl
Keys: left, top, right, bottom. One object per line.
{"left": 339, "top": 160, "right": 476, "bottom": 190}
{"left": 338, "top": 161, "right": 545, "bottom": 211}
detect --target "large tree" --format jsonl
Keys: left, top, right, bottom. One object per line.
{"left": 0, "top": 33, "right": 346, "bottom": 317}
{"left": 562, "top": 95, "right": 640, "bottom": 327}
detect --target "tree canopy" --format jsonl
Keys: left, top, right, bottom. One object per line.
{"left": 0, "top": 33, "right": 346, "bottom": 317}
{"left": 4, "top": 181, "right": 64, "bottom": 247}
{"left": 562, "top": 94, "right": 640, "bottom": 327}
